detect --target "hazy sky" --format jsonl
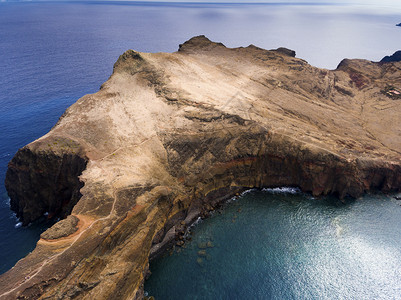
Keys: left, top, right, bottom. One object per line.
{"left": 84, "top": 0, "right": 401, "bottom": 9}
{"left": 3, "top": 0, "right": 401, "bottom": 9}
{"left": 3, "top": 0, "right": 401, "bottom": 3}
{"left": 117, "top": 0, "right": 400, "bottom": 5}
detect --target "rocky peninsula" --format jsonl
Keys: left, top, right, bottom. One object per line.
{"left": 1, "top": 36, "right": 400, "bottom": 299}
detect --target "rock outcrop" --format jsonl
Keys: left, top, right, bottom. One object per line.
{"left": 1, "top": 36, "right": 400, "bottom": 299}
{"left": 5, "top": 140, "right": 87, "bottom": 225}
{"left": 381, "top": 50, "right": 401, "bottom": 63}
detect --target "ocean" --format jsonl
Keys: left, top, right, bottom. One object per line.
{"left": 0, "top": 0, "right": 400, "bottom": 297}
{"left": 145, "top": 189, "right": 401, "bottom": 299}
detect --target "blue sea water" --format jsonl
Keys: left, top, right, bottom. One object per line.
{"left": 0, "top": 0, "right": 400, "bottom": 294}
{"left": 145, "top": 189, "right": 401, "bottom": 299}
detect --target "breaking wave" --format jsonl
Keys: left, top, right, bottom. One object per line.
{"left": 14, "top": 222, "right": 22, "bottom": 229}
{"left": 262, "top": 187, "right": 301, "bottom": 194}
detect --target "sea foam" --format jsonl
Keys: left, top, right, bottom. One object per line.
{"left": 14, "top": 222, "right": 22, "bottom": 229}
{"left": 262, "top": 187, "right": 301, "bottom": 194}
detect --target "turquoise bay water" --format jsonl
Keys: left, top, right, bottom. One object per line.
{"left": 145, "top": 189, "right": 401, "bottom": 299}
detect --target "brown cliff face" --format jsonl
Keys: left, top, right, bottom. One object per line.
{"left": 1, "top": 36, "right": 400, "bottom": 299}
{"left": 5, "top": 138, "right": 88, "bottom": 225}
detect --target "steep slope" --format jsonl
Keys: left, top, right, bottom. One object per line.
{"left": 1, "top": 36, "right": 400, "bottom": 299}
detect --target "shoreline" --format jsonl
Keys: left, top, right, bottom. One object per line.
{"left": 143, "top": 188, "right": 401, "bottom": 299}
{"left": 148, "top": 186, "right": 400, "bottom": 264}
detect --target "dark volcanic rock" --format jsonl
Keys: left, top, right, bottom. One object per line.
{"left": 5, "top": 140, "right": 87, "bottom": 225}
{"left": 1, "top": 36, "right": 400, "bottom": 299}
{"left": 380, "top": 50, "right": 401, "bottom": 63}
{"left": 273, "top": 47, "right": 296, "bottom": 57}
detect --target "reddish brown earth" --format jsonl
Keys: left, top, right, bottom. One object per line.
{"left": 1, "top": 36, "right": 400, "bottom": 299}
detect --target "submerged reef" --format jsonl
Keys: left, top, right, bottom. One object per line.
{"left": 1, "top": 36, "right": 400, "bottom": 299}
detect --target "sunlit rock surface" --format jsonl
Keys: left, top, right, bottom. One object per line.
{"left": 1, "top": 36, "right": 400, "bottom": 299}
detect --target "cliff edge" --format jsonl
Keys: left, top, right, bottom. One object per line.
{"left": 1, "top": 36, "right": 400, "bottom": 299}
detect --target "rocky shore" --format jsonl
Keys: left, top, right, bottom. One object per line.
{"left": 1, "top": 36, "right": 400, "bottom": 299}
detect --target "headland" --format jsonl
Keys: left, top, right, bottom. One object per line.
{"left": 1, "top": 36, "right": 400, "bottom": 299}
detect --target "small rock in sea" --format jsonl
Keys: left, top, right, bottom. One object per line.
{"left": 198, "top": 250, "right": 207, "bottom": 256}
{"left": 206, "top": 241, "right": 214, "bottom": 248}
{"left": 198, "top": 242, "right": 207, "bottom": 249}
{"left": 145, "top": 269, "right": 152, "bottom": 280}
{"left": 197, "top": 257, "right": 204, "bottom": 266}
{"left": 237, "top": 208, "right": 242, "bottom": 213}
{"left": 201, "top": 212, "right": 210, "bottom": 219}
{"left": 393, "top": 196, "right": 401, "bottom": 200}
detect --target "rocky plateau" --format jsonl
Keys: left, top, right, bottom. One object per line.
{"left": 1, "top": 36, "right": 400, "bottom": 299}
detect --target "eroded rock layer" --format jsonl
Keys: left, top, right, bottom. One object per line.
{"left": 1, "top": 36, "right": 400, "bottom": 299}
